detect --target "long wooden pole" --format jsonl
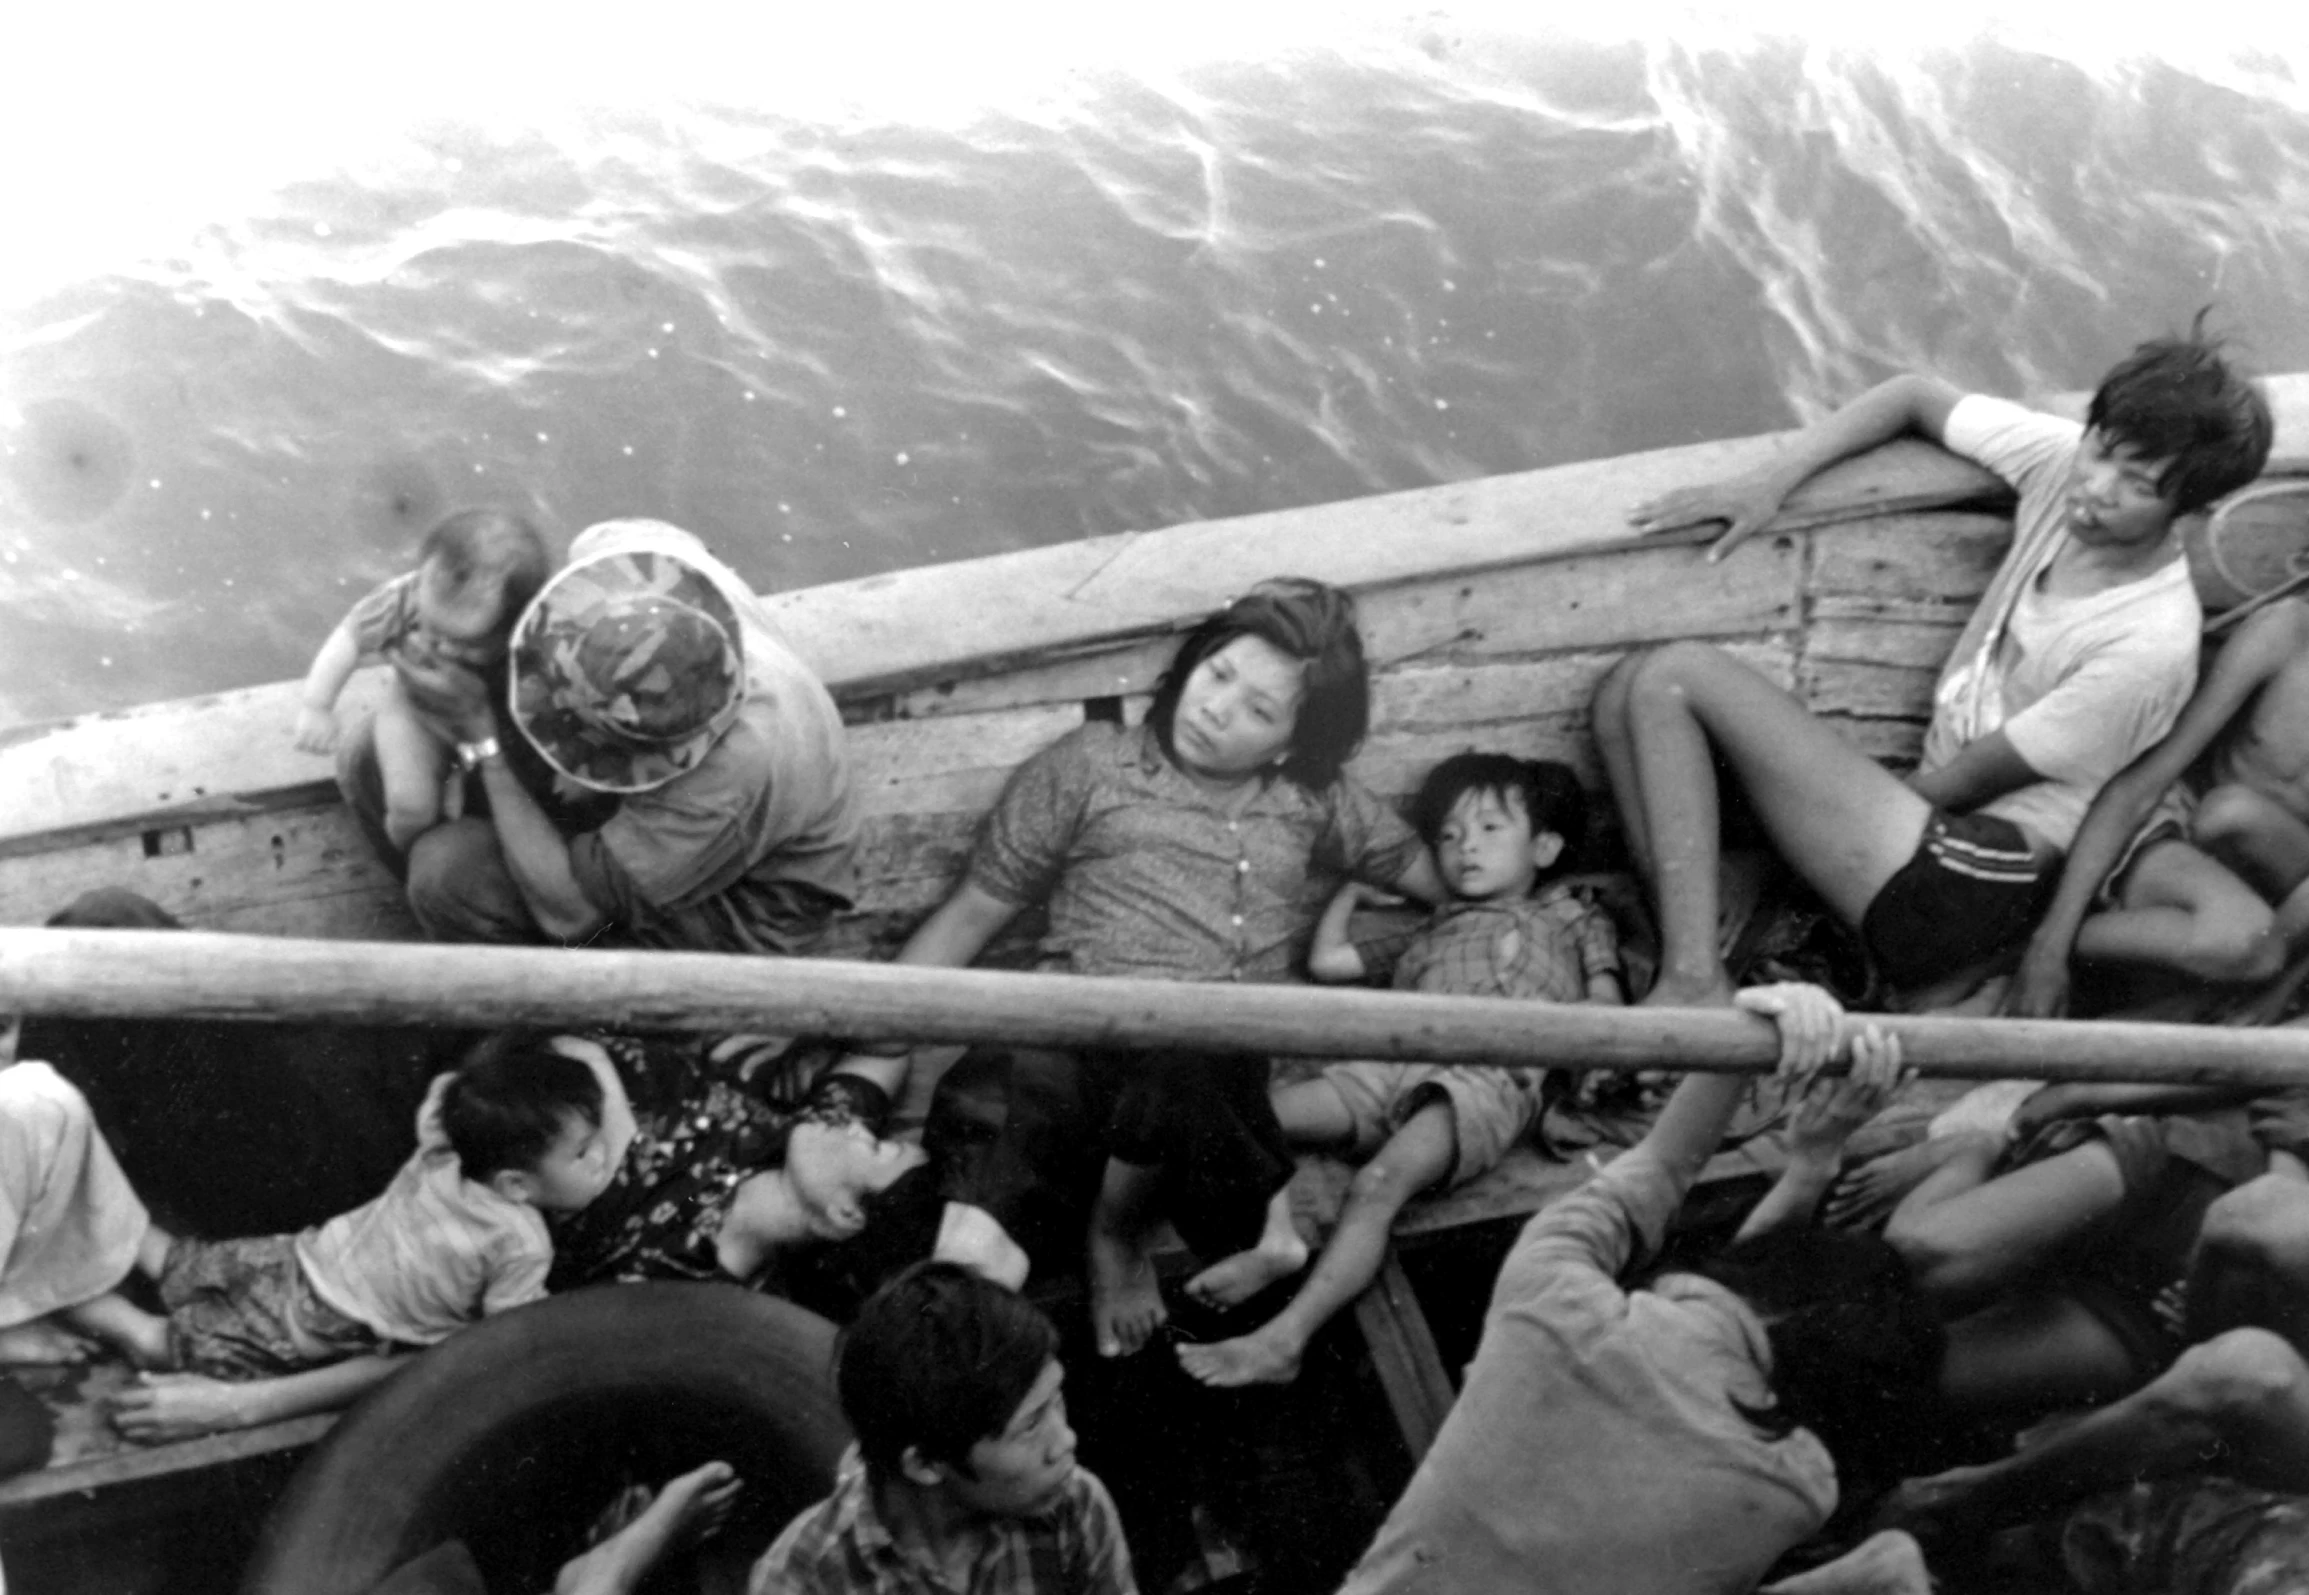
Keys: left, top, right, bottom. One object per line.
{"left": 3, "top": 927, "right": 2307, "bottom": 1087}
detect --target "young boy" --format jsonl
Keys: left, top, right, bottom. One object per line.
{"left": 2008, "top": 595, "right": 2309, "bottom": 1017}
{"left": 295, "top": 508, "right": 549, "bottom": 851}
{"left": 99, "top": 1032, "right": 630, "bottom": 1440}
{"left": 1603, "top": 320, "right": 2272, "bottom": 1008}
{"left": 1178, "top": 753, "right": 1621, "bottom": 1388}
{"left": 750, "top": 1261, "right": 1137, "bottom": 1595}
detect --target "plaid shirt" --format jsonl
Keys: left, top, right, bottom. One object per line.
{"left": 969, "top": 721, "right": 1424, "bottom": 984}
{"left": 1393, "top": 886, "right": 1619, "bottom": 1003}
{"left": 749, "top": 1446, "right": 1137, "bottom": 1595}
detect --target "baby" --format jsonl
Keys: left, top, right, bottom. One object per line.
{"left": 92, "top": 1032, "right": 629, "bottom": 1439}
{"left": 295, "top": 509, "right": 549, "bottom": 851}
{"left": 1180, "top": 752, "right": 1621, "bottom": 1387}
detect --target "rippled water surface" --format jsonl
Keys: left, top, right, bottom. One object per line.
{"left": 6, "top": 20, "right": 2309, "bottom": 727}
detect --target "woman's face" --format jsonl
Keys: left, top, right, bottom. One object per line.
{"left": 785, "top": 1120, "right": 927, "bottom": 1239}
{"left": 1169, "top": 634, "right": 1306, "bottom": 783}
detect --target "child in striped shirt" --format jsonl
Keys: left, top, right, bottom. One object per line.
{"left": 95, "top": 1033, "right": 630, "bottom": 1439}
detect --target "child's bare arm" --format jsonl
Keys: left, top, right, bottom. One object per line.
{"left": 1584, "top": 971, "right": 1626, "bottom": 1005}
{"left": 109, "top": 1352, "right": 410, "bottom": 1442}
{"left": 1636, "top": 984, "right": 1848, "bottom": 1195}
{"left": 1308, "top": 880, "right": 1372, "bottom": 984}
{"left": 2007, "top": 605, "right": 2306, "bottom": 1018}
{"left": 294, "top": 621, "right": 364, "bottom": 753}
{"left": 1736, "top": 1026, "right": 1909, "bottom": 1241}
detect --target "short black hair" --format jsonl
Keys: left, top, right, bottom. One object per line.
{"left": 1408, "top": 753, "right": 1587, "bottom": 874}
{"left": 418, "top": 509, "right": 551, "bottom": 630}
{"left": 437, "top": 1031, "right": 604, "bottom": 1181}
{"left": 835, "top": 1261, "right": 1060, "bottom": 1485}
{"left": 1679, "top": 1225, "right": 1947, "bottom": 1499}
{"left": 2087, "top": 310, "right": 2273, "bottom": 514}
{"left": 1147, "top": 578, "right": 1371, "bottom": 789}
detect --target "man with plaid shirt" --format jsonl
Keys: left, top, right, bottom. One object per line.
{"left": 751, "top": 1263, "right": 1136, "bottom": 1595}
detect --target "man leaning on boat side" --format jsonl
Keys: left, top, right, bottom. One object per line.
{"left": 1599, "top": 316, "right": 2272, "bottom": 1011}
{"left": 337, "top": 518, "right": 863, "bottom": 954}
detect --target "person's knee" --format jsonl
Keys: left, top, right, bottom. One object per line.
{"left": 2157, "top": 1328, "right": 2309, "bottom": 1426}
{"left": 406, "top": 822, "right": 529, "bottom": 942}
{"left": 2191, "top": 901, "right": 2284, "bottom": 984}
{"left": 2202, "top": 1174, "right": 2309, "bottom": 1270}
{"left": 45, "top": 888, "right": 181, "bottom": 931}
{"left": 2194, "top": 784, "right": 2283, "bottom": 852}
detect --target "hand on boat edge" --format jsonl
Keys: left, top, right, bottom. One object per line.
{"left": 1625, "top": 476, "right": 1787, "bottom": 562}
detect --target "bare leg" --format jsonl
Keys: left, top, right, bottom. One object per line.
{"left": 554, "top": 1461, "right": 741, "bottom": 1595}
{"left": 2196, "top": 783, "right": 2309, "bottom": 905}
{"left": 1592, "top": 652, "right": 1655, "bottom": 879}
{"left": 1879, "top": 1328, "right": 2309, "bottom": 1541}
{"left": 61, "top": 1293, "right": 172, "bottom": 1369}
{"left": 1937, "top": 1287, "right": 2154, "bottom": 1418}
{"left": 2184, "top": 1173, "right": 2309, "bottom": 1347}
{"left": 1183, "top": 1183, "right": 1310, "bottom": 1311}
{"left": 2075, "top": 839, "right": 2282, "bottom": 984}
{"left": 1271, "top": 1077, "right": 1357, "bottom": 1152}
{"left": 1884, "top": 1139, "right": 2128, "bottom": 1312}
{"left": 1087, "top": 1158, "right": 1168, "bottom": 1358}
{"left": 1616, "top": 643, "right": 1931, "bottom": 1006}
{"left": 374, "top": 685, "right": 452, "bottom": 855}
{"left": 1180, "top": 1102, "right": 1456, "bottom": 1388}
{"left": 0, "top": 1319, "right": 97, "bottom": 1366}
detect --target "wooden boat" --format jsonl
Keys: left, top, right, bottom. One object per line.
{"left": 6, "top": 380, "right": 2309, "bottom": 1590}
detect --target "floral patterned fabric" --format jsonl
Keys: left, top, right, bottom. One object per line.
{"left": 544, "top": 1035, "right": 861, "bottom": 1291}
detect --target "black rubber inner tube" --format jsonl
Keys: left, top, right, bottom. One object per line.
{"left": 241, "top": 1282, "right": 849, "bottom": 1595}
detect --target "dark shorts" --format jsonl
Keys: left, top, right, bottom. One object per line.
{"left": 1859, "top": 810, "right": 2056, "bottom": 990}
{"left": 2010, "top": 1109, "right": 2267, "bottom": 1378}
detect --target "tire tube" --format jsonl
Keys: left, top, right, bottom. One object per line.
{"left": 241, "top": 1283, "right": 850, "bottom": 1595}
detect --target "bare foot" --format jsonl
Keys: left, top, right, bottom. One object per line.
{"left": 1183, "top": 1231, "right": 1310, "bottom": 1311}
{"left": 555, "top": 1461, "right": 742, "bottom": 1595}
{"left": 0, "top": 1319, "right": 96, "bottom": 1366}
{"left": 1177, "top": 1325, "right": 1305, "bottom": 1388}
{"left": 1760, "top": 1529, "right": 1931, "bottom": 1594}
{"left": 1087, "top": 1226, "right": 1166, "bottom": 1358}
{"left": 1823, "top": 1136, "right": 1977, "bottom": 1231}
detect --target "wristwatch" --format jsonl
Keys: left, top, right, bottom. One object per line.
{"left": 454, "top": 736, "right": 502, "bottom": 774}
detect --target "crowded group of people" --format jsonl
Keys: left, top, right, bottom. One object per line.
{"left": 4, "top": 316, "right": 2307, "bottom": 1595}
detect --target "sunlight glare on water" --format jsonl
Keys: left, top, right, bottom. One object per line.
{"left": 4, "top": 2, "right": 2309, "bottom": 726}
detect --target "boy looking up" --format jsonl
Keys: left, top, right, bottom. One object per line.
{"left": 1179, "top": 753, "right": 1620, "bottom": 1388}
{"left": 2008, "top": 594, "right": 2309, "bottom": 1017}
{"left": 751, "top": 1261, "right": 1136, "bottom": 1595}
{"left": 99, "top": 1033, "right": 631, "bottom": 1441}
{"left": 1604, "top": 318, "right": 2272, "bottom": 1008}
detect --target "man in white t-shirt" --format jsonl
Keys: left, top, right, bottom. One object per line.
{"left": 1597, "top": 323, "right": 2272, "bottom": 1005}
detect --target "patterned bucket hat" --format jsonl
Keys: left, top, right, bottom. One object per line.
{"left": 509, "top": 542, "right": 746, "bottom": 794}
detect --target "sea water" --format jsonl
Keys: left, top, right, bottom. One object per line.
{"left": 4, "top": 15, "right": 2309, "bottom": 729}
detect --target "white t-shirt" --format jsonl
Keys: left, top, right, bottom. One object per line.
{"left": 1921, "top": 395, "right": 2201, "bottom": 853}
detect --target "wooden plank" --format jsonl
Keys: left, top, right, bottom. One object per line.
{"left": 1808, "top": 513, "right": 2013, "bottom": 606}
{"left": 17, "top": 927, "right": 2309, "bottom": 1085}
{"left": 1356, "top": 538, "right": 1799, "bottom": 669}
{"left": 1352, "top": 1254, "right": 1458, "bottom": 1464}
{"left": 1799, "top": 658, "right": 1942, "bottom": 723}
{"left": 0, "top": 1415, "right": 333, "bottom": 1515}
